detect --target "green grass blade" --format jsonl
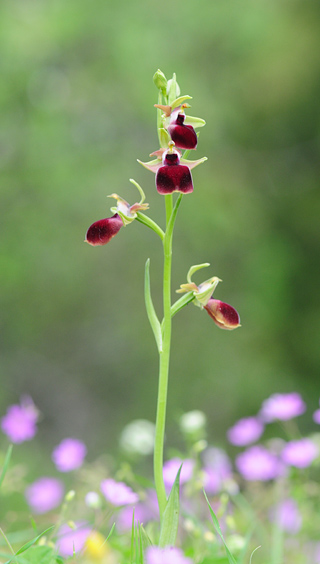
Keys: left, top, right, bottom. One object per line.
{"left": 203, "top": 491, "right": 238, "bottom": 564}
{"left": 0, "top": 444, "right": 13, "bottom": 489}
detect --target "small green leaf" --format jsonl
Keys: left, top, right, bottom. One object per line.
{"left": 203, "top": 491, "right": 238, "bottom": 564}
{"left": 144, "top": 259, "right": 162, "bottom": 352}
{"left": 15, "top": 528, "right": 54, "bottom": 556}
{"left": 159, "top": 466, "right": 182, "bottom": 547}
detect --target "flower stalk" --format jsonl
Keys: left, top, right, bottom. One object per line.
{"left": 84, "top": 69, "right": 240, "bottom": 530}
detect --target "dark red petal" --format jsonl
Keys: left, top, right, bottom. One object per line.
{"left": 85, "top": 214, "right": 123, "bottom": 246}
{"left": 204, "top": 299, "right": 240, "bottom": 330}
{"left": 156, "top": 164, "right": 193, "bottom": 195}
{"left": 168, "top": 123, "right": 197, "bottom": 150}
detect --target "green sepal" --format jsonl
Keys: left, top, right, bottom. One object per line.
{"left": 187, "top": 263, "right": 211, "bottom": 283}
{"left": 159, "top": 127, "right": 171, "bottom": 149}
{"left": 184, "top": 115, "right": 206, "bottom": 128}
{"left": 167, "top": 73, "right": 180, "bottom": 105}
{"left": 159, "top": 466, "right": 182, "bottom": 547}
{"left": 203, "top": 490, "right": 238, "bottom": 564}
{"left": 180, "top": 156, "right": 208, "bottom": 170}
{"left": 144, "top": 259, "right": 162, "bottom": 353}
{"left": 171, "top": 95, "right": 193, "bottom": 110}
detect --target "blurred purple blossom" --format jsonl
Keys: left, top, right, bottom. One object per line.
{"left": 25, "top": 477, "right": 64, "bottom": 514}
{"left": 117, "top": 489, "right": 158, "bottom": 531}
{"left": 202, "top": 447, "right": 233, "bottom": 494}
{"left": 236, "top": 445, "right": 284, "bottom": 481}
{"left": 146, "top": 546, "right": 193, "bottom": 564}
{"left": 313, "top": 409, "right": 320, "bottom": 424}
{"left": 100, "top": 478, "right": 139, "bottom": 506}
{"left": 227, "top": 417, "right": 264, "bottom": 446}
{"left": 56, "top": 522, "right": 92, "bottom": 557}
{"left": 52, "top": 438, "right": 87, "bottom": 472}
{"left": 163, "top": 458, "right": 195, "bottom": 490}
{"left": 270, "top": 498, "right": 302, "bottom": 534}
{"left": 259, "top": 392, "right": 306, "bottom": 423}
{"left": 1, "top": 397, "right": 39, "bottom": 443}
{"left": 281, "top": 438, "right": 318, "bottom": 468}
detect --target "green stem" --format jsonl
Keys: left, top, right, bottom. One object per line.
{"left": 136, "top": 212, "right": 165, "bottom": 241}
{"left": 153, "top": 194, "right": 182, "bottom": 522}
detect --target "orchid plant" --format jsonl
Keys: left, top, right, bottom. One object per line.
{"left": 85, "top": 70, "right": 240, "bottom": 530}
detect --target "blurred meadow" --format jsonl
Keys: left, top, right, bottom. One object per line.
{"left": 1, "top": 0, "right": 320, "bottom": 459}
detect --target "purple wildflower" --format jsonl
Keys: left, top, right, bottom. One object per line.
{"left": 100, "top": 478, "right": 139, "bottom": 506}
{"left": 281, "top": 438, "right": 318, "bottom": 468}
{"left": 52, "top": 438, "right": 87, "bottom": 472}
{"left": 56, "top": 522, "right": 92, "bottom": 557}
{"left": 146, "top": 546, "right": 193, "bottom": 564}
{"left": 270, "top": 498, "right": 302, "bottom": 534}
{"left": 259, "top": 392, "right": 306, "bottom": 422}
{"left": 1, "top": 397, "right": 38, "bottom": 443}
{"left": 235, "top": 445, "right": 284, "bottom": 481}
{"left": 313, "top": 409, "right": 320, "bottom": 424}
{"left": 227, "top": 417, "right": 264, "bottom": 446}
{"left": 117, "top": 489, "right": 158, "bottom": 531}
{"left": 163, "top": 458, "right": 195, "bottom": 489}
{"left": 25, "top": 477, "right": 64, "bottom": 514}
{"left": 202, "top": 447, "right": 233, "bottom": 494}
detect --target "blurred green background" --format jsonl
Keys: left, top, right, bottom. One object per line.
{"left": 1, "top": 0, "right": 320, "bottom": 456}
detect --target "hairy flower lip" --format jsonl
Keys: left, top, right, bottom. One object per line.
{"left": 168, "top": 111, "right": 198, "bottom": 150}
{"left": 85, "top": 214, "right": 123, "bottom": 246}
{"left": 204, "top": 298, "right": 241, "bottom": 330}
{"left": 156, "top": 164, "right": 193, "bottom": 194}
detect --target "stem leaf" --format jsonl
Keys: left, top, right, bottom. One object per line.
{"left": 144, "top": 259, "right": 162, "bottom": 352}
{"left": 159, "top": 466, "right": 181, "bottom": 547}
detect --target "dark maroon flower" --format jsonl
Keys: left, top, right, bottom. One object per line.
{"left": 138, "top": 146, "right": 207, "bottom": 195}
{"left": 156, "top": 150, "right": 193, "bottom": 195}
{"left": 204, "top": 299, "right": 240, "bottom": 330}
{"left": 85, "top": 214, "right": 123, "bottom": 246}
{"left": 168, "top": 111, "right": 197, "bottom": 150}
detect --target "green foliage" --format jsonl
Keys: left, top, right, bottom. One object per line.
{"left": 158, "top": 466, "right": 181, "bottom": 547}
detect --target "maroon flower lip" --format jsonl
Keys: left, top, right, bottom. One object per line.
{"left": 168, "top": 113, "right": 198, "bottom": 150}
{"left": 85, "top": 214, "right": 123, "bottom": 246}
{"left": 155, "top": 149, "right": 193, "bottom": 195}
{"left": 204, "top": 299, "right": 240, "bottom": 330}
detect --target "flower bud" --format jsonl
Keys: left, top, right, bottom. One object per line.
{"left": 85, "top": 214, "right": 123, "bottom": 246}
{"left": 204, "top": 299, "right": 240, "bottom": 330}
{"left": 153, "top": 69, "right": 167, "bottom": 93}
